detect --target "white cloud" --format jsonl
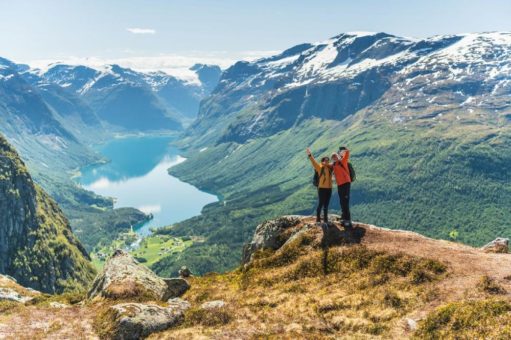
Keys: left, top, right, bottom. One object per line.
{"left": 126, "top": 28, "right": 156, "bottom": 35}
{"left": 26, "top": 50, "right": 279, "bottom": 82}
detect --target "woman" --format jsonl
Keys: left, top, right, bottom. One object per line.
{"left": 332, "top": 146, "right": 352, "bottom": 227}
{"left": 306, "top": 147, "right": 333, "bottom": 224}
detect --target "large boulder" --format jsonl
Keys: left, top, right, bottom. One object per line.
{"left": 242, "top": 215, "right": 302, "bottom": 263}
{"left": 87, "top": 250, "right": 189, "bottom": 301}
{"left": 481, "top": 238, "right": 509, "bottom": 254}
{"left": 99, "top": 303, "right": 186, "bottom": 340}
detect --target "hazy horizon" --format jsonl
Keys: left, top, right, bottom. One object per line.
{"left": 1, "top": 0, "right": 510, "bottom": 76}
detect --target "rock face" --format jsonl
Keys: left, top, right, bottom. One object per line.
{"left": 242, "top": 215, "right": 366, "bottom": 264}
{"left": 0, "top": 135, "right": 96, "bottom": 293}
{"left": 163, "top": 278, "right": 190, "bottom": 298}
{"left": 102, "top": 303, "right": 186, "bottom": 340}
{"left": 87, "top": 250, "right": 189, "bottom": 301}
{"left": 242, "top": 216, "right": 302, "bottom": 263}
{"left": 481, "top": 238, "right": 509, "bottom": 254}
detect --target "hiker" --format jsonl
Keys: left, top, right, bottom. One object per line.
{"left": 306, "top": 147, "right": 332, "bottom": 224}
{"left": 332, "top": 146, "right": 352, "bottom": 228}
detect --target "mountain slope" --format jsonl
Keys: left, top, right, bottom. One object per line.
{"left": 0, "top": 134, "right": 95, "bottom": 293}
{"left": 159, "top": 32, "right": 511, "bottom": 275}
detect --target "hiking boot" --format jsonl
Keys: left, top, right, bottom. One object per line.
{"left": 343, "top": 220, "right": 353, "bottom": 229}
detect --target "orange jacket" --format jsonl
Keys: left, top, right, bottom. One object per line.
{"left": 332, "top": 150, "right": 351, "bottom": 186}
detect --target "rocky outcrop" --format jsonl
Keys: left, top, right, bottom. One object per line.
{"left": 242, "top": 216, "right": 302, "bottom": 263}
{"left": 0, "top": 135, "right": 95, "bottom": 294}
{"left": 163, "top": 278, "right": 190, "bottom": 298}
{"left": 100, "top": 302, "right": 187, "bottom": 340}
{"left": 481, "top": 238, "right": 509, "bottom": 254}
{"left": 87, "top": 250, "right": 189, "bottom": 301}
{"left": 242, "top": 215, "right": 365, "bottom": 264}
{"left": 0, "top": 274, "right": 40, "bottom": 303}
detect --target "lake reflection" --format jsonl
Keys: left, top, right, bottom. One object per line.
{"left": 80, "top": 136, "right": 217, "bottom": 235}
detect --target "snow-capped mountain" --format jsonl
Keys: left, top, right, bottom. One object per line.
{"left": 189, "top": 32, "right": 511, "bottom": 144}
{"left": 0, "top": 58, "right": 99, "bottom": 172}
{"left": 37, "top": 62, "right": 221, "bottom": 125}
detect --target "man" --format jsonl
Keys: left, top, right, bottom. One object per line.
{"left": 332, "top": 146, "right": 352, "bottom": 228}
{"left": 306, "top": 147, "right": 332, "bottom": 224}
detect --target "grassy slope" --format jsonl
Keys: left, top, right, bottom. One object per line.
{"left": 152, "top": 112, "right": 511, "bottom": 276}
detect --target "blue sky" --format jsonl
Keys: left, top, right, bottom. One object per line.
{"left": 1, "top": 0, "right": 510, "bottom": 71}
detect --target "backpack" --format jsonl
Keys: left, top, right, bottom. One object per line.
{"left": 312, "top": 171, "right": 319, "bottom": 187}
{"left": 347, "top": 162, "right": 356, "bottom": 182}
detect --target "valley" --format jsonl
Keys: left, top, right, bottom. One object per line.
{"left": 78, "top": 134, "right": 217, "bottom": 270}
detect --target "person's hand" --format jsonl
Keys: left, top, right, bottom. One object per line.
{"left": 306, "top": 147, "right": 311, "bottom": 156}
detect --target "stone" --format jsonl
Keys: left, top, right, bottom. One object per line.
{"left": 404, "top": 317, "right": 417, "bottom": 331}
{"left": 87, "top": 250, "right": 184, "bottom": 301}
{"left": 242, "top": 215, "right": 302, "bottom": 263}
{"left": 167, "top": 298, "right": 191, "bottom": 311}
{"left": 201, "top": 300, "right": 226, "bottom": 310}
{"left": 105, "top": 303, "right": 185, "bottom": 340}
{"left": 178, "top": 266, "right": 191, "bottom": 278}
{"left": 162, "top": 278, "right": 190, "bottom": 299}
{"left": 49, "top": 302, "right": 68, "bottom": 308}
{"left": 481, "top": 238, "right": 509, "bottom": 254}
{"left": 0, "top": 287, "right": 33, "bottom": 303}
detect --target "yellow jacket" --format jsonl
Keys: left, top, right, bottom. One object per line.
{"left": 309, "top": 155, "right": 333, "bottom": 189}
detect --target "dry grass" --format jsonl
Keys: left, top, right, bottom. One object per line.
{"left": 477, "top": 275, "right": 507, "bottom": 295}
{"left": 415, "top": 299, "right": 511, "bottom": 339}
{"left": 151, "top": 226, "right": 448, "bottom": 339}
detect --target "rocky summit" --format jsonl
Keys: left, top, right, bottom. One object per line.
{"left": 2, "top": 215, "right": 511, "bottom": 339}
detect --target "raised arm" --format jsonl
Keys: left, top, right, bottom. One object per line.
{"left": 306, "top": 147, "right": 321, "bottom": 173}
{"left": 340, "top": 149, "right": 350, "bottom": 168}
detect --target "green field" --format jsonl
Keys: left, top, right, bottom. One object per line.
{"left": 91, "top": 232, "right": 193, "bottom": 271}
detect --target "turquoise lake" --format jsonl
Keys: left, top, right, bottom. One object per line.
{"left": 79, "top": 135, "right": 217, "bottom": 235}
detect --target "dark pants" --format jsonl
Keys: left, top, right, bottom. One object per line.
{"left": 338, "top": 183, "right": 351, "bottom": 221}
{"left": 316, "top": 188, "right": 332, "bottom": 222}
